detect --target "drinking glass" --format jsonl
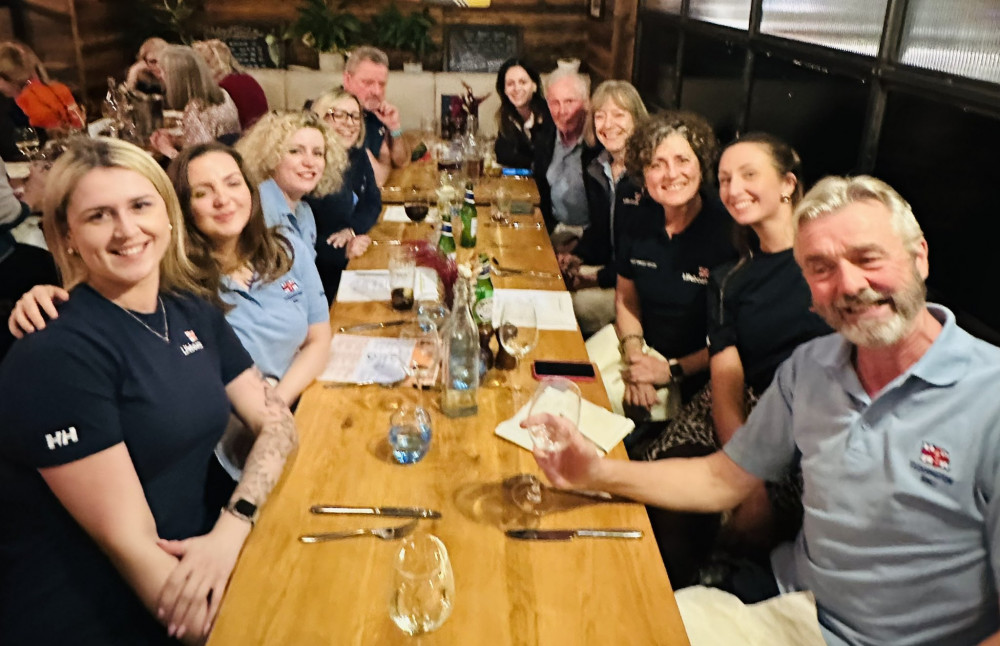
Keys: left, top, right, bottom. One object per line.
{"left": 14, "top": 127, "right": 40, "bottom": 160}
{"left": 389, "top": 532, "right": 454, "bottom": 635}
{"left": 388, "top": 246, "right": 416, "bottom": 311}
{"left": 403, "top": 188, "right": 430, "bottom": 223}
{"left": 497, "top": 299, "right": 539, "bottom": 406}
{"left": 388, "top": 404, "right": 432, "bottom": 465}
{"left": 524, "top": 377, "right": 582, "bottom": 454}
{"left": 491, "top": 186, "right": 512, "bottom": 225}
{"left": 400, "top": 323, "right": 440, "bottom": 412}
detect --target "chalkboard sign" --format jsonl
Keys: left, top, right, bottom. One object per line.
{"left": 446, "top": 25, "right": 521, "bottom": 73}
{"left": 205, "top": 26, "right": 280, "bottom": 69}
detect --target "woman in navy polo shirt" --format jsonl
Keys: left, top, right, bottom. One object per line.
{"left": 0, "top": 137, "right": 297, "bottom": 644}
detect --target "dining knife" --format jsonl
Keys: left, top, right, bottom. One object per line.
{"left": 338, "top": 320, "right": 410, "bottom": 333}
{"left": 505, "top": 528, "right": 643, "bottom": 541}
{"left": 310, "top": 505, "right": 442, "bottom": 519}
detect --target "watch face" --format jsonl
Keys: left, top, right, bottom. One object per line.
{"left": 233, "top": 498, "right": 258, "bottom": 517}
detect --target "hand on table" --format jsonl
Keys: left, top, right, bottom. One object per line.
{"left": 156, "top": 513, "right": 250, "bottom": 640}
{"left": 9, "top": 284, "right": 68, "bottom": 337}
{"left": 522, "top": 413, "right": 603, "bottom": 489}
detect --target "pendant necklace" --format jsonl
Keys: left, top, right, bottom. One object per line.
{"left": 114, "top": 296, "right": 170, "bottom": 343}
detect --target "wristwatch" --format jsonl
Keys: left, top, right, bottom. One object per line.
{"left": 224, "top": 498, "right": 259, "bottom": 527}
{"left": 667, "top": 358, "right": 685, "bottom": 382}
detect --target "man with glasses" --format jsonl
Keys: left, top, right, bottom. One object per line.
{"left": 342, "top": 46, "right": 410, "bottom": 186}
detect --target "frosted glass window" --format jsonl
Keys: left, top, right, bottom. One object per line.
{"left": 643, "top": 0, "right": 683, "bottom": 14}
{"left": 899, "top": 0, "right": 1000, "bottom": 84}
{"left": 688, "top": 0, "right": 751, "bottom": 30}
{"left": 760, "top": 0, "right": 889, "bottom": 57}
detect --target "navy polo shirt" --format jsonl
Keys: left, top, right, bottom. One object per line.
{"left": 616, "top": 192, "right": 737, "bottom": 362}
{"left": 0, "top": 285, "right": 252, "bottom": 644}
{"left": 363, "top": 110, "right": 387, "bottom": 158}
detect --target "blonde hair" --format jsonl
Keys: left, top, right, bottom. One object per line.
{"left": 160, "top": 45, "right": 225, "bottom": 110}
{"left": 137, "top": 37, "right": 168, "bottom": 62}
{"left": 794, "top": 175, "right": 924, "bottom": 254}
{"left": 192, "top": 39, "right": 244, "bottom": 81}
{"left": 0, "top": 41, "right": 47, "bottom": 87}
{"left": 310, "top": 87, "right": 365, "bottom": 149}
{"left": 588, "top": 80, "right": 648, "bottom": 148}
{"left": 235, "top": 110, "right": 347, "bottom": 198}
{"left": 42, "top": 137, "right": 211, "bottom": 299}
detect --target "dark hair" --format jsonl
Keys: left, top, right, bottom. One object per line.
{"left": 494, "top": 58, "right": 549, "bottom": 142}
{"left": 625, "top": 110, "right": 719, "bottom": 186}
{"left": 167, "top": 142, "right": 293, "bottom": 310}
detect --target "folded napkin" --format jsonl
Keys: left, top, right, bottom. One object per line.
{"left": 494, "top": 393, "right": 634, "bottom": 456}
{"left": 335, "top": 268, "right": 440, "bottom": 303}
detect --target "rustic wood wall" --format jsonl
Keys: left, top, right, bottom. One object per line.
{"left": 201, "top": 0, "right": 590, "bottom": 75}
{"left": 585, "top": 0, "right": 638, "bottom": 83}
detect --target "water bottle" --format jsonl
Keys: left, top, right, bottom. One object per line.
{"left": 459, "top": 183, "right": 477, "bottom": 249}
{"left": 440, "top": 273, "right": 479, "bottom": 418}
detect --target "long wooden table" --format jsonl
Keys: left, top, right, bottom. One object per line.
{"left": 383, "top": 160, "right": 541, "bottom": 207}
{"left": 208, "top": 202, "right": 689, "bottom": 645}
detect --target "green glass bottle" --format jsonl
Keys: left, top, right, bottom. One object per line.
{"left": 437, "top": 218, "right": 456, "bottom": 257}
{"left": 473, "top": 253, "right": 494, "bottom": 325}
{"left": 459, "top": 183, "right": 477, "bottom": 248}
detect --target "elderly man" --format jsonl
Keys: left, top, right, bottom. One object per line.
{"left": 530, "top": 175, "right": 1000, "bottom": 646}
{"left": 342, "top": 46, "right": 410, "bottom": 186}
{"left": 534, "top": 69, "right": 594, "bottom": 244}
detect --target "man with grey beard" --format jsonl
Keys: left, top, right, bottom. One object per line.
{"left": 525, "top": 175, "right": 1000, "bottom": 646}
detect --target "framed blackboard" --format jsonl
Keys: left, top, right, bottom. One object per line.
{"left": 445, "top": 25, "right": 521, "bottom": 73}
{"left": 205, "top": 26, "right": 280, "bottom": 69}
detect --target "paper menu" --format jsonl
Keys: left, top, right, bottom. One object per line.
{"left": 319, "top": 335, "right": 415, "bottom": 384}
{"left": 494, "top": 395, "right": 635, "bottom": 456}
{"left": 335, "top": 268, "right": 440, "bottom": 303}
{"left": 381, "top": 205, "right": 412, "bottom": 223}
{"left": 491, "top": 289, "right": 578, "bottom": 331}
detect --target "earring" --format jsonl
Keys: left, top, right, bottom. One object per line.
{"left": 168, "top": 224, "right": 173, "bottom": 231}
{"left": 67, "top": 248, "right": 76, "bottom": 255}
{"left": 780, "top": 194, "right": 791, "bottom": 203}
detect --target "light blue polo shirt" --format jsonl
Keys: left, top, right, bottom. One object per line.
{"left": 259, "top": 178, "right": 318, "bottom": 256}
{"left": 725, "top": 304, "right": 1000, "bottom": 646}
{"left": 545, "top": 134, "right": 589, "bottom": 227}
{"left": 219, "top": 234, "right": 328, "bottom": 381}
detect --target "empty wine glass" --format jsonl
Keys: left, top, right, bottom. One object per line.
{"left": 14, "top": 127, "right": 40, "bottom": 160}
{"left": 400, "top": 324, "right": 440, "bottom": 412}
{"left": 496, "top": 298, "right": 539, "bottom": 407}
{"left": 491, "top": 186, "right": 512, "bottom": 226}
{"left": 389, "top": 532, "right": 454, "bottom": 635}
{"left": 525, "top": 377, "right": 582, "bottom": 454}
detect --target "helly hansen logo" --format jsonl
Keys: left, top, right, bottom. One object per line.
{"left": 46, "top": 427, "right": 78, "bottom": 450}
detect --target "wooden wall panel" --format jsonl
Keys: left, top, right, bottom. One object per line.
{"left": 586, "top": 0, "right": 638, "bottom": 83}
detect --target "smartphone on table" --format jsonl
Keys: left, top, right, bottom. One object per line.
{"left": 531, "top": 360, "right": 597, "bottom": 382}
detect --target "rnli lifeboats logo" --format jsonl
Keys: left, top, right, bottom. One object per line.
{"left": 181, "top": 329, "right": 204, "bottom": 356}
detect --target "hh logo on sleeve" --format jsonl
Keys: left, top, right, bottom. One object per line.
{"left": 45, "top": 427, "right": 78, "bottom": 450}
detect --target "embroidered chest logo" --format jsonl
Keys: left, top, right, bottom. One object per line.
{"left": 281, "top": 279, "right": 300, "bottom": 294}
{"left": 681, "top": 266, "right": 711, "bottom": 285}
{"left": 45, "top": 426, "right": 78, "bottom": 451}
{"left": 180, "top": 329, "right": 205, "bottom": 356}
{"left": 622, "top": 192, "right": 641, "bottom": 206}
{"left": 909, "top": 441, "right": 953, "bottom": 486}
{"left": 630, "top": 258, "right": 657, "bottom": 269}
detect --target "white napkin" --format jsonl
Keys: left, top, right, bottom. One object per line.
{"left": 494, "top": 394, "right": 634, "bottom": 456}
{"left": 335, "top": 268, "right": 440, "bottom": 302}
{"left": 382, "top": 205, "right": 412, "bottom": 223}
{"left": 492, "top": 289, "right": 578, "bottom": 331}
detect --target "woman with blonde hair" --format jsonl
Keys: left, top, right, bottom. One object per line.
{"left": 0, "top": 136, "right": 297, "bottom": 643}
{"left": 150, "top": 45, "right": 240, "bottom": 158}
{"left": 0, "top": 41, "right": 84, "bottom": 131}
{"left": 192, "top": 39, "right": 268, "bottom": 130}
{"left": 235, "top": 110, "right": 348, "bottom": 254}
{"left": 306, "top": 87, "right": 378, "bottom": 300}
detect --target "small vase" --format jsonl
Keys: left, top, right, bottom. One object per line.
{"left": 557, "top": 58, "right": 580, "bottom": 73}
{"left": 318, "top": 51, "right": 345, "bottom": 73}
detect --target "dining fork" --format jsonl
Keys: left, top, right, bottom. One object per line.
{"left": 490, "top": 256, "right": 559, "bottom": 278}
{"left": 298, "top": 518, "right": 419, "bottom": 543}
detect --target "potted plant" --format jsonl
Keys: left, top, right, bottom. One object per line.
{"left": 367, "top": 3, "right": 436, "bottom": 72}
{"left": 291, "top": 0, "right": 362, "bottom": 72}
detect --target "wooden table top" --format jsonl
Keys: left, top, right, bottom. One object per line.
{"left": 208, "top": 207, "right": 689, "bottom": 645}
{"left": 384, "top": 160, "right": 541, "bottom": 207}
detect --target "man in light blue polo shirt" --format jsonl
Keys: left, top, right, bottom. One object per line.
{"left": 259, "top": 176, "right": 318, "bottom": 256}
{"left": 527, "top": 175, "right": 1000, "bottom": 645}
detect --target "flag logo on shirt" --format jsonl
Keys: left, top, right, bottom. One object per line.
{"left": 184, "top": 330, "right": 199, "bottom": 343}
{"left": 920, "top": 442, "right": 950, "bottom": 471}
{"left": 281, "top": 280, "right": 299, "bottom": 294}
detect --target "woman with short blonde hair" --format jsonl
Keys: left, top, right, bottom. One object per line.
{"left": 192, "top": 39, "right": 268, "bottom": 130}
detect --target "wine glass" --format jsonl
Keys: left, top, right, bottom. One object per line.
{"left": 400, "top": 323, "right": 440, "bottom": 412}
{"left": 491, "top": 186, "right": 512, "bottom": 226}
{"left": 389, "top": 532, "right": 454, "bottom": 635}
{"left": 496, "top": 298, "right": 539, "bottom": 407}
{"left": 524, "top": 377, "right": 582, "bottom": 454}
{"left": 404, "top": 188, "right": 430, "bottom": 223}
{"left": 14, "top": 127, "right": 40, "bottom": 161}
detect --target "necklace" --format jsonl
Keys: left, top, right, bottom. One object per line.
{"left": 114, "top": 296, "right": 170, "bottom": 344}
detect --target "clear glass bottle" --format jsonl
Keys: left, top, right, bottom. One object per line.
{"left": 440, "top": 274, "right": 479, "bottom": 418}
{"left": 462, "top": 115, "right": 482, "bottom": 180}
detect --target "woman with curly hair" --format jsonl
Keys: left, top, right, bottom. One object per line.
{"left": 493, "top": 58, "right": 553, "bottom": 169}
{"left": 149, "top": 45, "right": 241, "bottom": 159}
{"left": 235, "top": 110, "right": 348, "bottom": 255}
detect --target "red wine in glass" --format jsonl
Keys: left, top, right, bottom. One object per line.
{"left": 404, "top": 203, "right": 430, "bottom": 222}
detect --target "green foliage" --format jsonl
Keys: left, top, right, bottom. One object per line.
{"left": 292, "top": 0, "right": 363, "bottom": 54}
{"left": 115, "top": 0, "right": 202, "bottom": 49}
{"left": 367, "top": 3, "right": 437, "bottom": 60}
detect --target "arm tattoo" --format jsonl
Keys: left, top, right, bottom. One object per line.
{"left": 231, "top": 367, "right": 299, "bottom": 506}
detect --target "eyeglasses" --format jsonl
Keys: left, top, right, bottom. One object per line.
{"left": 324, "top": 109, "right": 361, "bottom": 125}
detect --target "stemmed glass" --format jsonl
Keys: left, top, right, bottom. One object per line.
{"left": 524, "top": 377, "right": 582, "bottom": 454}
{"left": 497, "top": 298, "right": 539, "bottom": 408}
{"left": 389, "top": 532, "right": 454, "bottom": 635}
{"left": 14, "top": 127, "right": 40, "bottom": 160}
{"left": 399, "top": 323, "right": 440, "bottom": 413}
